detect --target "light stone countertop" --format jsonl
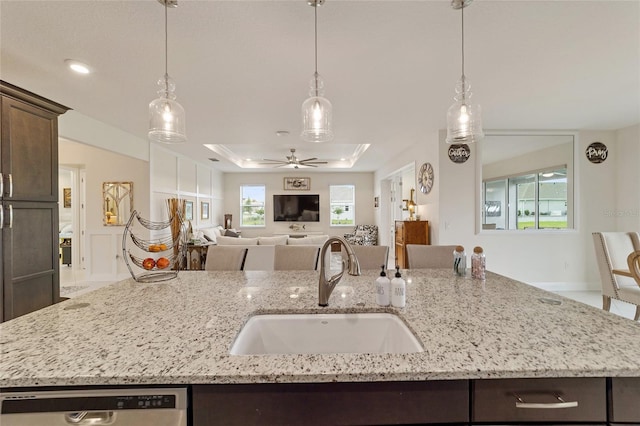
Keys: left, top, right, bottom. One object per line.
{"left": 1, "top": 269, "right": 640, "bottom": 388}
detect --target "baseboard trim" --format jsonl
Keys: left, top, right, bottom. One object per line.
{"left": 528, "top": 281, "right": 600, "bottom": 292}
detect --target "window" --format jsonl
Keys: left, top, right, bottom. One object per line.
{"left": 330, "top": 184, "right": 355, "bottom": 226}
{"left": 483, "top": 166, "right": 568, "bottom": 230}
{"left": 240, "top": 185, "right": 265, "bottom": 227}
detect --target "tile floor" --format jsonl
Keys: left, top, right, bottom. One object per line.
{"left": 59, "top": 265, "right": 114, "bottom": 298}
{"left": 553, "top": 290, "right": 638, "bottom": 321}
{"left": 59, "top": 263, "right": 638, "bottom": 322}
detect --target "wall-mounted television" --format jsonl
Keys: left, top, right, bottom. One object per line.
{"left": 273, "top": 194, "right": 320, "bottom": 222}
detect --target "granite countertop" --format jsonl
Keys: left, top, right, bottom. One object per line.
{"left": 1, "top": 269, "right": 640, "bottom": 388}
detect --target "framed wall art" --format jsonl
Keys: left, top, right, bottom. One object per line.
{"left": 185, "top": 201, "right": 194, "bottom": 221}
{"left": 201, "top": 202, "right": 210, "bottom": 220}
{"left": 63, "top": 188, "right": 71, "bottom": 208}
{"left": 284, "top": 177, "right": 310, "bottom": 191}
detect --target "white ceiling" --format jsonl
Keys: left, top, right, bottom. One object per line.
{"left": 1, "top": 0, "right": 638, "bottom": 173}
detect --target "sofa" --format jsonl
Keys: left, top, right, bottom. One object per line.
{"left": 197, "top": 226, "right": 329, "bottom": 270}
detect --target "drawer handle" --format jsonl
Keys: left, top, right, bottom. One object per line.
{"left": 514, "top": 393, "right": 578, "bottom": 409}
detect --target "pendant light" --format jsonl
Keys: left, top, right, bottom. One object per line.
{"left": 149, "top": 0, "right": 187, "bottom": 144}
{"left": 301, "top": 0, "right": 334, "bottom": 143}
{"left": 446, "top": 0, "right": 484, "bottom": 144}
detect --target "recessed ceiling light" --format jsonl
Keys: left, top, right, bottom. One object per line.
{"left": 64, "top": 59, "right": 91, "bottom": 75}
{"left": 275, "top": 130, "right": 290, "bottom": 137}
{"left": 245, "top": 158, "right": 252, "bottom": 161}
{"left": 340, "top": 158, "right": 346, "bottom": 161}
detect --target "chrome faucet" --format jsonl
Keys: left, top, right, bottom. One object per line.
{"left": 318, "top": 236, "right": 360, "bottom": 306}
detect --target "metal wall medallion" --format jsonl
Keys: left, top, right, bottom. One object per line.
{"left": 448, "top": 144, "right": 470, "bottom": 163}
{"left": 585, "top": 142, "right": 608, "bottom": 164}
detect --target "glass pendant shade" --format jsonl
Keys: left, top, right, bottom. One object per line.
{"left": 446, "top": 76, "right": 483, "bottom": 144}
{"left": 301, "top": 73, "right": 334, "bottom": 143}
{"left": 149, "top": 75, "right": 187, "bottom": 144}
{"left": 446, "top": 0, "right": 483, "bottom": 144}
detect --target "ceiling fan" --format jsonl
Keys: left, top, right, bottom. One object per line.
{"left": 261, "top": 148, "right": 328, "bottom": 169}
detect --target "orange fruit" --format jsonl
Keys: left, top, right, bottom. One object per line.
{"left": 156, "top": 257, "right": 170, "bottom": 269}
{"left": 142, "top": 258, "right": 155, "bottom": 270}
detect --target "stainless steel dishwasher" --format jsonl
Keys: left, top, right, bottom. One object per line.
{"left": 0, "top": 387, "right": 187, "bottom": 426}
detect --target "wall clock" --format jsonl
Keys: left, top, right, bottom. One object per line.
{"left": 418, "top": 162, "right": 434, "bottom": 194}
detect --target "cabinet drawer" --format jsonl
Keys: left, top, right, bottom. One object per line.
{"left": 611, "top": 377, "right": 640, "bottom": 422}
{"left": 473, "top": 378, "right": 606, "bottom": 422}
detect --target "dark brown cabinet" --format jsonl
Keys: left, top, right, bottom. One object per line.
{"left": 610, "top": 377, "right": 640, "bottom": 422}
{"left": 193, "top": 380, "right": 469, "bottom": 425}
{"left": 394, "top": 220, "right": 429, "bottom": 269}
{"left": 1, "top": 81, "right": 69, "bottom": 322}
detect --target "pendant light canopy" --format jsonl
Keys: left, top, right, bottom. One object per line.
{"left": 149, "top": 0, "right": 187, "bottom": 144}
{"left": 301, "top": 0, "right": 334, "bottom": 143}
{"left": 446, "top": 0, "right": 483, "bottom": 144}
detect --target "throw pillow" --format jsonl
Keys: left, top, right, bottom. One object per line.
{"left": 200, "top": 228, "right": 218, "bottom": 243}
{"left": 224, "top": 229, "right": 240, "bottom": 237}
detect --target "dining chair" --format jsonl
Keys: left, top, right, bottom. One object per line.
{"left": 274, "top": 245, "right": 320, "bottom": 271}
{"left": 592, "top": 232, "right": 640, "bottom": 319}
{"left": 345, "top": 245, "right": 389, "bottom": 270}
{"left": 204, "top": 246, "right": 248, "bottom": 271}
{"left": 406, "top": 244, "right": 458, "bottom": 269}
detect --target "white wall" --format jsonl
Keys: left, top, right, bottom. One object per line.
{"left": 371, "top": 125, "right": 638, "bottom": 291}
{"left": 615, "top": 124, "right": 640, "bottom": 230}
{"left": 59, "top": 138, "right": 150, "bottom": 281}
{"left": 433, "top": 128, "right": 639, "bottom": 291}
{"left": 373, "top": 130, "right": 440, "bottom": 247}
{"left": 223, "top": 172, "right": 374, "bottom": 238}
{"left": 150, "top": 145, "right": 224, "bottom": 230}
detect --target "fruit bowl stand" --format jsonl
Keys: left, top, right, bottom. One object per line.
{"left": 122, "top": 210, "right": 187, "bottom": 283}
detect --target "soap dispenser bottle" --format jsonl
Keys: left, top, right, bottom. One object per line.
{"left": 375, "top": 265, "right": 391, "bottom": 306}
{"left": 391, "top": 266, "right": 406, "bottom": 308}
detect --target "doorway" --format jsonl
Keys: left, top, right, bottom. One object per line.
{"left": 58, "top": 165, "right": 86, "bottom": 294}
{"left": 380, "top": 163, "right": 415, "bottom": 268}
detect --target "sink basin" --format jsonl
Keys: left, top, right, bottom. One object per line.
{"left": 230, "top": 313, "right": 424, "bottom": 355}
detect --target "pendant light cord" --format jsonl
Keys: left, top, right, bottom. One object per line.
{"left": 314, "top": 4, "right": 319, "bottom": 96}
{"left": 164, "top": 0, "right": 169, "bottom": 92}
{"left": 461, "top": 4, "right": 465, "bottom": 79}
{"left": 314, "top": 5, "right": 318, "bottom": 75}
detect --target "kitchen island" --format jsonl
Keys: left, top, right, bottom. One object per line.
{"left": 2, "top": 269, "right": 640, "bottom": 424}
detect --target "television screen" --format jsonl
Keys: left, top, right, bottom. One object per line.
{"left": 273, "top": 194, "right": 320, "bottom": 222}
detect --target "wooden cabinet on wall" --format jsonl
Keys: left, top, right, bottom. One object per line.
{"left": 1, "top": 81, "right": 69, "bottom": 322}
{"left": 395, "top": 220, "right": 429, "bottom": 269}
